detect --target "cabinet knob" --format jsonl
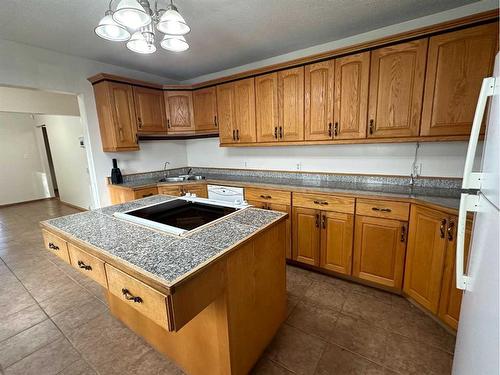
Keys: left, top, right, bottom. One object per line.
{"left": 315, "top": 213, "right": 320, "bottom": 228}
{"left": 279, "top": 126, "right": 283, "bottom": 139}
{"left": 447, "top": 221, "right": 455, "bottom": 241}
{"left": 48, "top": 242, "right": 59, "bottom": 250}
{"left": 328, "top": 123, "right": 332, "bottom": 138}
{"left": 334, "top": 122, "right": 338, "bottom": 137}
{"left": 401, "top": 225, "right": 407, "bottom": 242}
{"left": 167, "top": 119, "right": 170, "bottom": 128}
{"left": 77, "top": 260, "right": 92, "bottom": 271}
{"left": 440, "top": 219, "right": 447, "bottom": 238}
{"left": 369, "top": 119, "right": 374, "bottom": 135}
{"left": 236, "top": 129, "right": 240, "bottom": 141}
{"left": 322, "top": 214, "right": 326, "bottom": 229}
{"left": 122, "top": 288, "right": 143, "bottom": 303}
{"left": 214, "top": 116, "right": 218, "bottom": 127}
{"left": 274, "top": 127, "right": 278, "bottom": 139}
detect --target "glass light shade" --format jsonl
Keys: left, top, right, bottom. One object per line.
{"left": 113, "top": 0, "right": 151, "bottom": 29}
{"left": 95, "top": 14, "right": 131, "bottom": 41}
{"left": 160, "top": 34, "right": 189, "bottom": 52}
{"left": 127, "top": 31, "right": 156, "bottom": 54}
{"left": 156, "top": 7, "right": 190, "bottom": 35}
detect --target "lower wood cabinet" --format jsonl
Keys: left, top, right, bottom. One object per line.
{"left": 68, "top": 243, "right": 108, "bottom": 288}
{"left": 293, "top": 207, "right": 321, "bottom": 265}
{"left": 108, "top": 186, "right": 158, "bottom": 204}
{"left": 42, "top": 229, "right": 70, "bottom": 264}
{"left": 353, "top": 215, "right": 407, "bottom": 290}
{"left": 158, "top": 183, "right": 208, "bottom": 198}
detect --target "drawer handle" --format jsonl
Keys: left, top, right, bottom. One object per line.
{"left": 313, "top": 200, "right": 328, "bottom": 206}
{"left": 77, "top": 260, "right": 92, "bottom": 271}
{"left": 48, "top": 242, "right": 60, "bottom": 250}
{"left": 447, "top": 220, "right": 455, "bottom": 241}
{"left": 260, "top": 194, "right": 272, "bottom": 200}
{"left": 315, "top": 213, "right": 320, "bottom": 228}
{"left": 371, "top": 207, "right": 392, "bottom": 212}
{"left": 121, "top": 288, "right": 143, "bottom": 303}
{"left": 401, "top": 225, "right": 407, "bottom": 242}
{"left": 440, "top": 219, "right": 447, "bottom": 239}
{"left": 142, "top": 193, "right": 154, "bottom": 197}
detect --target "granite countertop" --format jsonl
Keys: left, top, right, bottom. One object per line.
{"left": 41, "top": 195, "right": 286, "bottom": 287}
{"left": 113, "top": 174, "right": 461, "bottom": 210}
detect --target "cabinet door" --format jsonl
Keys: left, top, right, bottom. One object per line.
{"left": 108, "top": 82, "right": 139, "bottom": 149}
{"left": 234, "top": 78, "right": 256, "bottom": 143}
{"left": 421, "top": 23, "right": 498, "bottom": 136}
{"left": 133, "top": 86, "right": 167, "bottom": 134}
{"left": 279, "top": 67, "right": 304, "bottom": 141}
{"left": 403, "top": 205, "right": 448, "bottom": 313}
{"left": 268, "top": 203, "right": 292, "bottom": 260}
{"left": 164, "top": 91, "right": 195, "bottom": 133}
{"left": 193, "top": 87, "right": 218, "bottom": 132}
{"left": 320, "top": 211, "right": 354, "bottom": 275}
{"left": 353, "top": 215, "right": 407, "bottom": 289}
{"left": 292, "top": 207, "right": 320, "bottom": 266}
{"left": 334, "top": 52, "right": 370, "bottom": 140}
{"left": 438, "top": 217, "right": 472, "bottom": 329}
{"left": 217, "top": 82, "right": 236, "bottom": 144}
{"left": 368, "top": 39, "right": 427, "bottom": 138}
{"left": 255, "top": 73, "right": 279, "bottom": 142}
{"left": 304, "top": 60, "right": 334, "bottom": 140}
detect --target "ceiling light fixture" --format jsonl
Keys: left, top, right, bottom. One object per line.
{"left": 95, "top": 0, "right": 190, "bottom": 54}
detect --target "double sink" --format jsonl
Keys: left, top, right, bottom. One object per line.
{"left": 158, "top": 174, "right": 205, "bottom": 183}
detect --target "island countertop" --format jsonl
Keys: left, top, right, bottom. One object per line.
{"left": 40, "top": 195, "right": 286, "bottom": 291}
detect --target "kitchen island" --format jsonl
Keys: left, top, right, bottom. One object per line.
{"left": 40, "top": 195, "right": 287, "bottom": 375}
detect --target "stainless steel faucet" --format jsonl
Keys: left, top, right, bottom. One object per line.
{"left": 163, "top": 161, "right": 170, "bottom": 177}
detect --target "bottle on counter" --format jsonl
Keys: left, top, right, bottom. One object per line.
{"left": 110, "top": 158, "right": 123, "bottom": 184}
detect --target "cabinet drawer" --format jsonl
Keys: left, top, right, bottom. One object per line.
{"left": 293, "top": 192, "right": 355, "bottom": 214}
{"left": 133, "top": 187, "right": 158, "bottom": 199}
{"left": 183, "top": 183, "right": 208, "bottom": 198}
{"left": 105, "top": 264, "right": 170, "bottom": 329}
{"left": 42, "top": 230, "right": 70, "bottom": 264}
{"left": 158, "top": 185, "right": 182, "bottom": 196}
{"left": 356, "top": 199, "right": 410, "bottom": 221}
{"left": 68, "top": 244, "right": 108, "bottom": 288}
{"left": 245, "top": 187, "right": 291, "bottom": 205}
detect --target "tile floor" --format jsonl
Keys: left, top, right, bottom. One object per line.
{"left": 0, "top": 199, "right": 456, "bottom": 375}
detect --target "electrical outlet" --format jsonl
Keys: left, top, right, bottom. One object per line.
{"left": 296, "top": 162, "right": 302, "bottom": 171}
{"left": 413, "top": 163, "right": 422, "bottom": 176}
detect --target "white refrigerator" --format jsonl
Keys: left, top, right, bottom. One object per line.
{"left": 452, "top": 53, "right": 500, "bottom": 375}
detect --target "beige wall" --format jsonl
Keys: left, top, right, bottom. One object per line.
{"left": 0, "top": 87, "right": 79, "bottom": 116}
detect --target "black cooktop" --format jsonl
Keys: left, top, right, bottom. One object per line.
{"left": 124, "top": 200, "right": 237, "bottom": 231}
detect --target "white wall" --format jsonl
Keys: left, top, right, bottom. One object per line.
{"left": 35, "top": 115, "right": 92, "bottom": 210}
{"left": 0, "top": 112, "right": 52, "bottom": 205}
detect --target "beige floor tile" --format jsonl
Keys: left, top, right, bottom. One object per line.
{"left": 341, "top": 291, "right": 393, "bottom": 324}
{"left": 0, "top": 304, "right": 47, "bottom": 342}
{"left": 286, "top": 301, "right": 339, "bottom": 341}
{"left": 38, "top": 282, "right": 94, "bottom": 316}
{"left": 315, "top": 344, "right": 387, "bottom": 375}
{"left": 57, "top": 358, "right": 97, "bottom": 375}
{"left": 286, "top": 265, "right": 314, "bottom": 297}
{"left": 251, "top": 358, "right": 293, "bottom": 374}
{"left": 52, "top": 297, "right": 108, "bottom": 334}
{"left": 303, "top": 280, "right": 347, "bottom": 311}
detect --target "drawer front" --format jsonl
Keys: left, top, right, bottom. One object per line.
{"left": 158, "top": 185, "right": 182, "bottom": 196}
{"left": 68, "top": 244, "right": 108, "bottom": 288}
{"left": 356, "top": 199, "right": 410, "bottom": 221}
{"left": 42, "top": 230, "right": 70, "bottom": 263}
{"left": 293, "top": 192, "right": 355, "bottom": 214}
{"left": 105, "top": 264, "right": 170, "bottom": 329}
{"left": 134, "top": 187, "right": 158, "bottom": 199}
{"left": 245, "top": 187, "right": 291, "bottom": 205}
{"left": 183, "top": 184, "right": 208, "bottom": 198}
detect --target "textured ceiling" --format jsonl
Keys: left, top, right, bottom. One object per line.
{"left": 0, "top": 0, "right": 480, "bottom": 81}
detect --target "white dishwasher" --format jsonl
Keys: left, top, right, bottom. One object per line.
{"left": 207, "top": 185, "right": 246, "bottom": 205}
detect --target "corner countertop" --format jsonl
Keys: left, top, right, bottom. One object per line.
{"left": 41, "top": 195, "right": 286, "bottom": 289}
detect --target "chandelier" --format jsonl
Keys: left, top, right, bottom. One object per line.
{"left": 95, "top": 0, "right": 190, "bottom": 54}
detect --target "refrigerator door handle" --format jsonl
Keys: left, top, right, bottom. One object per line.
{"left": 462, "top": 77, "right": 496, "bottom": 190}
{"left": 457, "top": 193, "right": 481, "bottom": 290}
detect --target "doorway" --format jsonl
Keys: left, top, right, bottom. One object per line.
{"left": 39, "top": 125, "right": 59, "bottom": 197}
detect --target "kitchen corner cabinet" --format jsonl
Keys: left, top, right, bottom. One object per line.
{"left": 420, "top": 23, "right": 498, "bottom": 136}
{"left": 367, "top": 39, "right": 427, "bottom": 138}
{"left": 133, "top": 86, "right": 167, "bottom": 134}
{"left": 217, "top": 78, "right": 256, "bottom": 144}
{"left": 92, "top": 81, "right": 139, "bottom": 151}
{"left": 164, "top": 91, "right": 195, "bottom": 133}
{"left": 192, "top": 87, "right": 218, "bottom": 132}
{"left": 438, "top": 218, "right": 472, "bottom": 329}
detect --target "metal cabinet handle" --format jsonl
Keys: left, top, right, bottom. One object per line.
{"left": 279, "top": 126, "right": 283, "bottom": 139}
{"left": 369, "top": 119, "right": 374, "bottom": 135}
{"left": 48, "top": 242, "right": 59, "bottom": 250}
{"left": 232, "top": 130, "right": 236, "bottom": 141}
{"left": 137, "top": 117, "right": 142, "bottom": 129}
{"left": 274, "top": 127, "right": 278, "bottom": 139}
{"left": 315, "top": 214, "right": 320, "bottom": 228}
{"left": 371, "top": 207, "right": 392, "bottom": 212}
{"left": 214, "top": 116, "right": 218, "bottom": 127}
{"left": 401, "top": 224, "right": 407, "bottom": 242}
{"left": 328, "top": 122, "right": 332, "bottom": 137}
{"left": 313, "top": 200, "right": 328, "bottom": 206}
{"left": 77, "top": 260, "right": 92, "bottom": 271}
{"left": 334, "top": 122, "right": 338, "bottom": 137}
{"left": 447, "top": 221, "right": 455, "bottom": 241}
{"left": 236, "top": 129, "right": 240, "bottom": 140}
{"left": 322, "top": 214, "right": 326, "bottom": 229}
{"left": 440, "top": 219, "right": 447, "bottom": 239}
{"left": 260, "top": 195, "right": 272, "bottom": 200}
{"left": 167, "top": 118, "right": 170, "bottom": 128}
{"left": 121, "top": 288, "right": 143, "bottom": 303}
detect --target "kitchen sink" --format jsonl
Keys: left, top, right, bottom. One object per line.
{"left": 158, "top": 175, "right": 205, "bottom": 183}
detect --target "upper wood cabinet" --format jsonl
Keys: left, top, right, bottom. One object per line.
{"left": 93, "top": 81, "right": 139, "bottom": 151}
{"left": 421, "top": 23, "right": 498, "bottom": 136}
{"left": 403, "top": 205, "right": 451, "bottom": 313}
{"left": 255, "top": 72, "right": 279, "bottom": 142}
{"left": 217, "top": 78, "right": 256, "bottom": 144}
{"left": 368, "top": 39, "right": 428, "bottom": 138}
{"left": 132, "top": 86, "right": 167, "bottom": 134}
{"left": 334, "top": 52, "right": 370, "bottom": 140}
{"left": 164, "top": 91, "right": 195, "bottom": 133}
{"left": 305, "top": 60, "right": 335, "bottom": 140}
{"left": 193, "top": 87, "right": 218, "bottom": 132}
{"left": 278, "top": 67, "right": 304, "bottom": 141}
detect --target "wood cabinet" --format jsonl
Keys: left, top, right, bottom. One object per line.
{"left": 68, "top": 244, "right": 108, "bottom": 288}
{"left": 217, "top": 78, "right": 256, "bottom": 144}
{"left": 42, "top": 229, "right": 71, "bottom": 264}
{"left": 108, "top": 186, "right": 158, "bottom": 204}
{"left": 304, "top": 60, "right": 335, "bottom": 140}
{"left": 368, "top": 39, "right": 428, "bottom": 138}
{"left": 158, "top": 183, "right": 208, "bottom": 198}
{"left": 403, "top": 205, "right": 452, "bottom": 313}
{"left": 320, "top": 211, "right": 354, "bottom": 275}
{"left": 438, "top": 217, "right": 472, "bottom": 329}
{"left": 193, "top": 87, "right": 218, "bottom": 132}
{"left": 333, "top": 52, "right": 370, "bottom": 140}
{"left": 293, "top": 207, "right": 321, "bottom": 265}
{"left": 93, "top": 81, "right": 139, "bottom": 151}
{"left": 255, "top": 73, "right": 279, "bottom": 142}
{"left": 133, "top": 86, "right": 167, "bottom": 134}
{"left": 278, "top": 67, "right": 304, "bottom": 141}
{"left": 421, "top": 23, "right": 498, "bottom": 136}
{"left": 164, "top": 91, "right": 195, "bottom": 133}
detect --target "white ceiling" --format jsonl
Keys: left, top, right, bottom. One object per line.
{"left": 0, "top": 0, "right": 480, "bottom": 81}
